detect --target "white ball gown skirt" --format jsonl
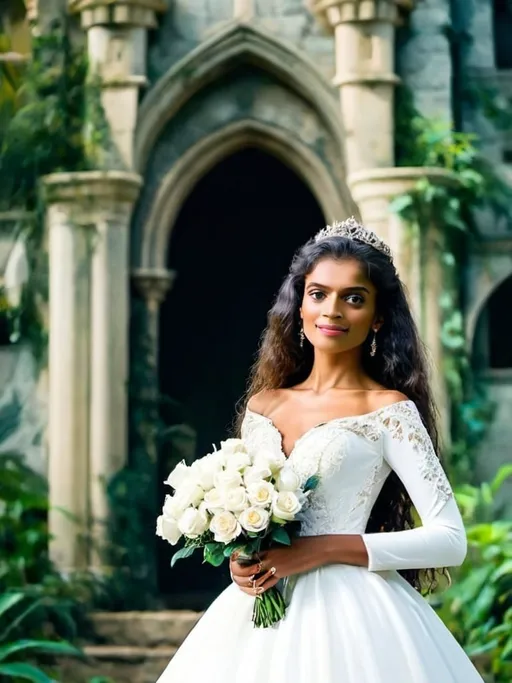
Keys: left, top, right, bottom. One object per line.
{"left": 156, "top": 564, "right": 484, "bottom": 683}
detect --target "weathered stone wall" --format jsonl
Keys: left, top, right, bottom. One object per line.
{"left": 147, "top": 0, "right": 334, "bottom": 87}
{"left": 0, "top": 346, "right": 46, "bottom": 474}
{"left": 396, "top": 0, "right": 453, "bottom": 121}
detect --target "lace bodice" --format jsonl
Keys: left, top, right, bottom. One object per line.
{"left": 241, "top": 400, "right": 466, "bottom": 572}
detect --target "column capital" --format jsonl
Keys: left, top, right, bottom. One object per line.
{"left": 43, "top": 171, "right": 142, "bottom": 222}
{"left": 132, "top": 268, "right": 176, "bottom": 310}
{"left": 69, "top": 0, "right": 166, "bottom": 29}
{"left": 310, "top": 0, "right": 412, "bottom": 28}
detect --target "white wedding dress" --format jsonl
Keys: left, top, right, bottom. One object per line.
{"left": 157, "top": 400, "right": 483, "bottom": 683}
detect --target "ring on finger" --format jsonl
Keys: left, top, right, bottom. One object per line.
{"left": 269, "top": 566, "right": 277, "bottom": 576}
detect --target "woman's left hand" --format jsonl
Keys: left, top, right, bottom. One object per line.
{"left": 229, "top": 536, "right": 327, "bottom": 594}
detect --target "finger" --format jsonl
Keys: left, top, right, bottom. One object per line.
{"left": 254, "top": 567, "right": 277, "bottom": 588}
{"left": 236, "top": 585, "right": 257, "bottom": 597}
{"left": 231, "top": 562, "right": 262, "bottom": 577}
{"left": 258, "top": 576, "right": 280, "bottom": 593}
{"left": 231, "top": 574, "right": 256, "bottom": 588}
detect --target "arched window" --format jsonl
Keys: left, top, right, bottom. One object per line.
{"left": 494, "top": 0, "right": 512, "bottom": 69}
{"left": 474, "top": 274, "right": 512, "bottom": 370}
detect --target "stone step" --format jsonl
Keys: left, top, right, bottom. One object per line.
{"left": 90, "top": 610, "right": 202, "bottom": 647}
{"left": 59, "top": 645, "right": 177, "bottom": 683}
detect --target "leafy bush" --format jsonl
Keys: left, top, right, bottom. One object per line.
{"left": 434, "top": 465, "right": 512, "bottom": 682}
{"left": 0, "top": 592, "right": 81, "bottom": 682}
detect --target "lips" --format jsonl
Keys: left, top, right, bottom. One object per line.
{"left": 316, "top": 324, "right": 349, "bottom": 337}
{"left": 316, "top": 324, "right": 349, "bottom": 332}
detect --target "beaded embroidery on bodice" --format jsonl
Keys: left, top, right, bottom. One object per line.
{"left": 241, "top": 401, "right": 452, "bottom": 537}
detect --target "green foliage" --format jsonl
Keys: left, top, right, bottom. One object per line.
{"left": 0, "top": 452, "right": 102, "bottom": 643}
{"left": 0, "top": 19, "right": 115, "bottom": 363}
{"left": 393, "top": 85, "right": 512, "bottom": 480}
{"left": 0, "top": 592, "right": 81, "bottom": 683}
{"left": 434, "top": 466, "right": 512, "bottom": 681}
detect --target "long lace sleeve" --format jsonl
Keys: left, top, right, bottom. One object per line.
{"left": 361, "top": 403, "right": 467, "bottom": 572}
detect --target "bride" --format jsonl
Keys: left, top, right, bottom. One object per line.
{"left": 157, "top": 217, "right": 483, "bottom": 682}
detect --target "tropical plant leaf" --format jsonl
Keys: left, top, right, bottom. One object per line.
{"left": 0, "top": 662, "right": 54, "bottom": 683}
{"left": 0, "top": 639, "right": 80, "bottom": 661}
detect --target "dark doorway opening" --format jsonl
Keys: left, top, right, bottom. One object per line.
{"left": 493, "top": 0, "right": 512, "bottom": 69}
{"left": 157, "top": 146, "right": 325, "bottom": 608}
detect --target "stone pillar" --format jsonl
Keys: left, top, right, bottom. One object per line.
{"left": 349, "top": 166, "right": 458, "bottom": 441}
{"left": 132, "top": 268, "right": 176, "bottom": 371}
{"left": 311, "top": 0, "right": 401, "bottom": 175}
{"left": 70, "top": 0, "right": 165, "bottom": 169}
{"left": 44, "top": 171, "right": 141, "bottom": 572}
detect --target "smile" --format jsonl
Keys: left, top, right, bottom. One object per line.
{"left": 316, "top": 324, "right": 349, "bottom": 337}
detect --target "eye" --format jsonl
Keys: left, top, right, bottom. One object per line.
{"left": 345, "top": 293, "right": 365, "bottom": 305}
{"left": 309, "top": 290, "right": 326, "bottom": 301}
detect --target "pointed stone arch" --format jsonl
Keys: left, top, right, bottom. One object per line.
{"left": 134, "top": 21, "right": 346, "bottom": 174}
{"left": 137, "top": 119, "right": 354, "bottom": 270}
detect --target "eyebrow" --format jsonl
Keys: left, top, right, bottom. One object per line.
{"left": 307, "top": 282, "right": 371, "bottom": 294}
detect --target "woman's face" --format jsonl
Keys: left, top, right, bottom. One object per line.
{"left": 300, "top": 257, "right": 381, "bottom": 354}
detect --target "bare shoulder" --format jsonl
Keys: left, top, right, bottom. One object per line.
{"left": 247, "top": 389, "right": 287, "bottom": 417}
{"left": 367, "top": 389, "right": 410, "bottom": 412}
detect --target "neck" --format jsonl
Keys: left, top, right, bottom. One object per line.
{"left": 303, "top": 348, "right": 370, "bottom": 394}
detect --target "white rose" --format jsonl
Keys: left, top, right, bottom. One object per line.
{"left": 272, "top": 491, "right": 302, "bottom": 521}
{"left": 275, "top": 466, "right": 301, "bottom": 492}
{"left": 210, "top": 511, "right": 241, "bottom": 543}
{"left": 164, "top": 460, "right": 190, "bottom": 489}
{"left": 226, "top": 451, "right": 252, "bottom": 472}
{"left": 172, "top": 481, "right": 205, "bottom": 509}
{"left": 247, "top": 481, "right": 275, "bottom": 507}
{"left": 239, "top": 506, "right": 270, "bottom": 534}
{"left": 156, "top": 515, "right": 182, "bottom": 545}
{"left": 208, "top": 449, "right": 227, "bottom": 469}
{"left": 214, "top": 469, "right": 243, "bottom": 490}
{"left": 224, "top": 487, "right": 249, "bottom": 513}
{"left": 162, "top": 494, "right": 185, "bottom": 520}
{"left": 220, "top": 438, "right": 248, "bottom": 455}
{"left": 202, "top": 487, "right": 225, "bottom": 512}
{"left": 190, "top": 456, "right": 222, "bottom": 491}
{"left": 254, "top": 449, "right": 286, "bottom": 475}
{"left": 244, "top": 464, "right": 272, "bottom": 486}
{"left": 177, "top": 507, "right": 209, "bottom": 538}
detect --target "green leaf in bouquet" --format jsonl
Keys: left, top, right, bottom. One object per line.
{"left": 170, "top": 545, "right": 196, "bottom": 568}
{"left": 203, "top": 544, "right": 225, "bottom": 568}
{"left": 304, "top": 475, "right": 320, "bottom": 493}
{"left": 223, "top": 542, "right": 244, "bottom": 558}
{"left": 271, "top": 527, "right": 291, "bottom": 546}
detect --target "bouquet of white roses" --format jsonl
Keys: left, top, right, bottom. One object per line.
{"left": 156, "top": 437, "right": 318, "bottom": 628}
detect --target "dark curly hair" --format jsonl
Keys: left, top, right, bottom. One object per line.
{"left": 237, "top": 234, "right": 442, "bottom": 591}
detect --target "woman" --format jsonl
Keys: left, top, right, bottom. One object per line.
{"left": 157, "top": 217, "right": 483, "bottom": 683}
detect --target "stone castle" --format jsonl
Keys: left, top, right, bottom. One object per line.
{"left": 1, "top": 0, "right": 512, "bottom": 603}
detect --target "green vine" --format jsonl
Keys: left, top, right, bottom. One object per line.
{"left": 393, "top": 85, "right": 512, "bottom": 481}
{"left": 0, "top": 18, "right": 114, "bottom": 365}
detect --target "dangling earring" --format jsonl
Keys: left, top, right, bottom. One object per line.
{"left": 299, "top": 326, "right": 305, "bottom": 348}
{"left": 370, "top": 330, "right": 377, "bottom": 357}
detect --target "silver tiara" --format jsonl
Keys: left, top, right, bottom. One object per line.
{"left": 314, "top": 217, "right": 393, "bottom": 261}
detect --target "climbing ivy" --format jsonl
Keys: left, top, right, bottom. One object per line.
{"left": 0, "top": 18, "right": 114, "bottom": 364}
{"left": 392, "top": 85, "right": 512, "bottom": 482}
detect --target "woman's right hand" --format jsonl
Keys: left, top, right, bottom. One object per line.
{"left": 229, "top": 553, "right": 275, "bottom": 597}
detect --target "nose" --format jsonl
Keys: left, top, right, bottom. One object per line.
{"left": 321, "top": 295, "right": 343, "bottom": 319}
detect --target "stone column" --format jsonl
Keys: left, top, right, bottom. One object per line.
{"left": 44, "top": 171, "right": 141, "bottom": 572}
{"left": 70, "top": 0, "right": 165, "bottom": 169}
{"left": 132, "top": 268, "right": 176, "bottom": 371}
{"left": 349, "top": 166, "right": 458, "bottom": 441}
{"left": 131, "top": 268, "right": 175, "bottom": 464}
{"left": 311, "top": 0, "right": 401, "bottom": 175}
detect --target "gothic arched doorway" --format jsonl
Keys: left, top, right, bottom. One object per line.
{"left": 156, "top": 147, "right": 325, "bottom": 608}
{"left": 472, "top": 273, "right": 512, "bottom": 516}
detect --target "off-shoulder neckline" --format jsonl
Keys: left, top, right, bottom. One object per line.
{"left": 245, "top": 399, "right": 416, "bottom": 459}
